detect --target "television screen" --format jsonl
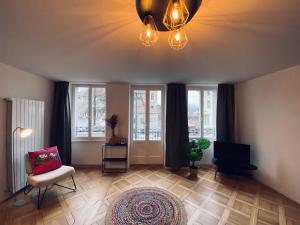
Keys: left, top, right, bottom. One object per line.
{"left": 214, "top": 141, "right": 250, "bottom": 165}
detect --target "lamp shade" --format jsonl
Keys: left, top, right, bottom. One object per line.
{"left": 139, "top": 15, "right": 159, "bottom": 46}
{"left": 168, "top": 28, "right": 188, "bottom": 50}
{"left": 20, "top": 128, "right": 32, "bottom": 138}
{"left": 163, "top": 0, "right": 190, "bottom": 31}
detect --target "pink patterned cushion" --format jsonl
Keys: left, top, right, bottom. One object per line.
{"left": 28, "top": 146, "right": 62, "bottom": 175}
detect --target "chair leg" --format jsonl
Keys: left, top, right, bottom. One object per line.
{"left": 37, "top": 186, "right": 48, "bottom": 209}
{"left": 214, "top": 166, "right": 218, "bottom": 180}
{"left": 71, "top": 176, "right": 77, "bottom": 190}
{"left": 54, "top": 175, "right": 77, "bottom": 192}
{"left": 23, "top": 182, "right": 34, "bottom": 195}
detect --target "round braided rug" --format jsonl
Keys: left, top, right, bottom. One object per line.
{"left": 105, "top": 187, "right": 187, "bottom": 225}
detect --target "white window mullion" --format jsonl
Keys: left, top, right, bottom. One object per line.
{"left": 213, "top": 90, "right": 217, "bottom": 139}
{"left": 200, "top": 89, "right": 204, "bottom": 138}
{"left": 88, "top": 86, "right": 92, "bottom": 138}
{"left": 146, "top": 89, "right": 150, "bottom": 141}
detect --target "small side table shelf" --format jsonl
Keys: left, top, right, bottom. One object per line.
{"left": 101, "top": 143, "right": 128, "bottom": 173}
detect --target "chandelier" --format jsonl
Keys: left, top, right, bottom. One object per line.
{"left": 137, "top": 0, "right": 202, "bottom": 50}
{"left": 139, "top": 15, "right": 159, "bottom": 46}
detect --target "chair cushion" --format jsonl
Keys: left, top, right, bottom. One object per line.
{"left": 28, "top": 146, "right": 62, "bottom": 175}
{"left": 27, "top": 165, "right": 75, "bottom": 187}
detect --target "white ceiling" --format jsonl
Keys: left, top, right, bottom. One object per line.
{"left": 0, "top": 0, "right": 300, "bottom": 83}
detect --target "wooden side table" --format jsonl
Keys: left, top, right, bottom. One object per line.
{"left": 101, "top": 143, "right": 128, "bottom": 173}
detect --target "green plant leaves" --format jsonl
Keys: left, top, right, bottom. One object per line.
{"left": 183, "top": 138, "right": 211, "bottom": 165}
{"left": 197, "top": 138, "right": 211, "bottom": 150}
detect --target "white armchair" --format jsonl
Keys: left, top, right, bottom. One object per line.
{"left": 25, "top": 154, "right": 76, "bottom": 209}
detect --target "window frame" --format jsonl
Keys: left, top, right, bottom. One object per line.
{"left": 187, "top": 85, "right": 217, "bottom": 141}
{"left": 131, "top": 85, "right": 165, "bottom": 142}
{"left": 71, "top": 84, "right": 107, "bottom": 142}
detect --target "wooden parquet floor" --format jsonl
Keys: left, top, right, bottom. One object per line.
{"left": 1, "top": 166, "right": 300, "bottom": 225}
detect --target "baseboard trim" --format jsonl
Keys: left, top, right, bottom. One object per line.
{"left": 72, "top": 164, "right": 101, "bottom": 169}
{"left": 72, "top": 164, "right": 215, "bottom": 170}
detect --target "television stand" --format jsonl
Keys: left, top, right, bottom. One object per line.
{"left": 214, "top": 162, "right": 257, "bottom": 179}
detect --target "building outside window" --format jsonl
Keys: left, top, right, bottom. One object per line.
{"left": 149, "top": 90, "right": 161, "bottom": 140}
{"left": 133, "top": 90, "right": 146, "bottom": 140}
{"left": 72, "top": 85, "right": 106, "bottom": 140}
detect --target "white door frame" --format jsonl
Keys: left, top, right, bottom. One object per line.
{"left": 129, "top": 85, "right": 166, "bottom": 165}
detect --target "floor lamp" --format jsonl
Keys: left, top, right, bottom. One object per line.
{"left": 12, "top": 127, "right": 32, "bottom": 207}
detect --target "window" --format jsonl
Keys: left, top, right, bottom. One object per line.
{"left": 133, "top": 90, "right": 146, "bottom": 140}
{"left": 187, "top": 87, "right": 217, "bottom": 140}
{"left": 72, "top": 85, "right": 106, "bottom": 139}
{"left": 188, "top": 90, "right": 201, "bottom": 138}
{"left": 149, "top": 90, "right": 161, "bottom": 141}
{"left": 132, "top": 88, "right": 162, "bottom": 141}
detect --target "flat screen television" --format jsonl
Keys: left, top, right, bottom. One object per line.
{"left": 214, "top": 141, "right": 250, "bottom": 167}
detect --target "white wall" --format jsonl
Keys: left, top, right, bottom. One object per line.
{"left": 235, "top": 64, "right": 300, "bottom": 203}
{"left": 0, "top": 63, "right": 54, "bottom": 201}
{"left": 106, "top": 83, "right": 130, "bottom": 140}
{"left": 72, "top": 83, "right": 130, "bottom": 165}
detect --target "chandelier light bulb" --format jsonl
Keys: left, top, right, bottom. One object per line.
{"left": 172, "top": 7, "right": 179, "bottom": 20}
{"left": 146, "top": 26, "right": 152, "bottom": 37}
{"left": 168, "top": 28, "right": 188, "bottom": 50}
{"left": 163, "top": 0, "right": 190, "bottom": 31}
{"left": 175, "top": 32, "right": 181, "bottom": 41}
{"left": 139, "top": 15, "right": 159, "bottom": 47}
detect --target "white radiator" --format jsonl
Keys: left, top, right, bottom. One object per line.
{"left": 6, "top": 98, "right": 44, "bottom": 193}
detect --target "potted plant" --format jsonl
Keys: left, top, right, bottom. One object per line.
{"left": 184, "top": 138, "right": 211, "bottom": 178}
{"left": 106, "top": 114, "right": 118, "bottom": 145}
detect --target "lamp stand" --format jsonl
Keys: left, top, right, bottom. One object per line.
{"left": 11, "top": 127, "right": 27, "bottom": 207}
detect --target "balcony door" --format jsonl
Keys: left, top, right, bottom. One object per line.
{"left": 130, "top": 86, "right": 165, "bottom": 165}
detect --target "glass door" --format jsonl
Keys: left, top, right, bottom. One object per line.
{"left": 130, "top": 86, "right": 165, "bottom": 165}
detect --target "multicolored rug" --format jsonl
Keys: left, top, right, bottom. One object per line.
{"left": 105, "top": 187, "right": 187, "bottom": 225}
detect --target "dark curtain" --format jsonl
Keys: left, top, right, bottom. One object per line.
{"left": 216, "top": 83, "right": 235, "bottom": 143}
{"left": 50, "top": 82, "right": 72, "bottom": 165}
{"left": 165, "top": 83, "right": 189, "bottom": 171}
